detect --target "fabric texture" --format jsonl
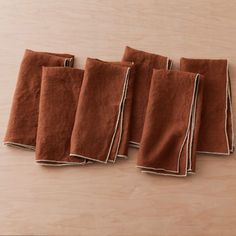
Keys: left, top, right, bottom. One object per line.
{"left": 137, "top": 70, "right": 204, "bottom": 177}
{"left": 122, "top": 46, "right": 171, "bottom": 148}
{"left": 36, "top": 67, "right": 85, "bottom": 166}
{"left": 109, "top": 61, "right": 135, "bottom": 158}
{"left": 180, "top": 58, "right": 234, "bottom": 155}
{"left": 70, "top": 58, "right": 133, "bottom": 163}
{"left": 4, "top": 49, "right": 74, "bottom": 150}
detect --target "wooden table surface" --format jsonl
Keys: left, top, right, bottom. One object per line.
{"left": 0, "top": 0, "right": 236, "bottom": 235}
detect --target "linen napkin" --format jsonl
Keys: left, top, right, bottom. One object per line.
{"left": 4, "top": 49, "right": 74, "bottom": 150}
{"left": 180, "top": 58, "right": 234, "bottom": 155}
{"left": 109, "top": 61, "right": 135, "bottom": 159}
{"left": 137, "top": 70, "right": 204, "bottom": 177}
{"left": 35, "top": 67, "right": 85, "bottom": 165}
{"left": 70, "top": 58, "right": 132, "bottom": 163}
{"left": 122, "top": 46, "right": 171, "bottom": 148}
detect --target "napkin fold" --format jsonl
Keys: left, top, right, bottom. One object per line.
{"left": 122, "top": 46, "right": 171, "bottom": 148}
{"left": 137, "top": 70, "right": 203, "bottom": 177}
{"left": 4, "top": 49, "right": 74, "bottom": 150}
{"left": 35, "top": 67, "right": 85, "bottom": 165}
{"left": 180, "top": 58, "right": 234, "bottom": 155}
{"left": 70, "top": 58, "right": 133, "bottom": 163}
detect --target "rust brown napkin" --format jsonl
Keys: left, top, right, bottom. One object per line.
{"left": 110, "top": 61, "right": 135, "bottom": 159}
{"left": 35, "top": 67, "right": 85, "bottom": 165}
{"left": 4, "top": 49, "right": 74, "bottom": 150}
{"left": 70, "top": 58, "right": 132, "bottom": 163}
{"left": 180, "top": 58, "right": 234, "bottom": 155}
{"left": 122, "top": 46, "right": 171, "bottom": 148}
{"left": 137, "top": 70, "right": 203, "bottom": 177}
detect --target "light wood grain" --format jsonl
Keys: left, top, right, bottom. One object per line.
{"left": 0, "top": 0, "right": 236, "bottom": 235}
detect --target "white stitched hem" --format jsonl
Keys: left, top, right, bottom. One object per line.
{"left": 117, "top": 154, "right": 128, "bottom": 159}
{"left": 36, "top": 159, "right": 86, "bottom": 166}
{"left": 197, "top": 151, "right": 230, "bottom": 156}
{"left": 4, "top": 141, "right": 35, "bottom": 151}
{"left": 129, "top": 141, "right": 140, "bottom": 148}
{"left": 141, "top": 170, "right": 187, "bottom": 177}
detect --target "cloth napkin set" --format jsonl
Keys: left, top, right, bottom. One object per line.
{"left": 4, "top": 47, "right": 234, "bottom": 177}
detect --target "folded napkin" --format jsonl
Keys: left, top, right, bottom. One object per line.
{"left": 36, "top": 67, "right": 85, "bottom": 165}
{"left": 137, "top": 70, "right": 203, "bottom": 177}
{"left": 122, "top": 46, "right": 171, "bottom": 148}
{"left": 70, "top": 58, "right": 133, "bottom": 163}
{"left": 110, "top": 61, "right": 135, "bottom": 159}
{"left": 4, "top": 49, "right": 74, "bottom": 150}
{"left": 180, "top": 58, "right": 234, "bottom": 155}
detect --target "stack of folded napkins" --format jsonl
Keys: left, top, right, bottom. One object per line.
{"left": 4, "top": 47, "right": 234, "bottom": 177}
